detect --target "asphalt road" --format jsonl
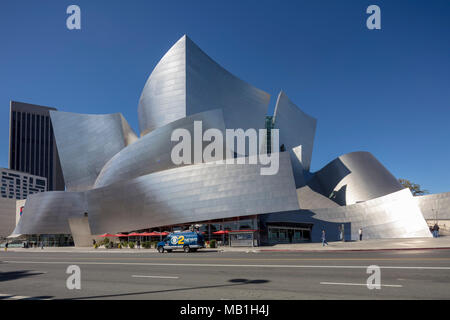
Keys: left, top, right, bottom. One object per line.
{"left": 1, "top": 249, "right": 450, "bottom": 300}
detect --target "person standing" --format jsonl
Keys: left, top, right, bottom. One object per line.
{"left": 359, "top": 228, "right": 363, "bottom": 241}
{"left": 137, "top": 239, "right": 141, "bottom": 249}
{"left": 40, "top": 241, "right": 44, "bottom": 250}
{"left": 4, "top": 242, "right": 8, "bottom": 252}
{"left": 321, "top": 229, "right": 328, "bottom": 246}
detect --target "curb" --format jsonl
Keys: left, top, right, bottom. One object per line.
{"left": 258, "top": 247, "right": 450, "bottom": 253}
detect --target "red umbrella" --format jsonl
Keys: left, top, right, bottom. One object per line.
{"left": 212, "top": 230, "right": 229, "bottom": 234}
{"left": 115, "top": 233, "right": 128, "bottom": 237}
{"left": 143, "top": 232, "right": 164, "bottom": 236}
{"left": 128, "top": 232, "right": 142, "bottom": 236}
{"left": 160, "top": 232, "right": 169, "bottom": 236}
{"left": 100, "top": 233, "right": 116, "bottom": 237}
{"left": 139, "top": 232, "right": 154, "bottom": 236}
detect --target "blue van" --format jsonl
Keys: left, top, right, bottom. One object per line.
{"left": 157, "top": 231, "right": 205, "bottom": 253}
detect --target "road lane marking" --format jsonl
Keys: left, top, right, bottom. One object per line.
{"left": 132, "top": 275, "right": 179, "bottom": 279}
{"left": 8, "top": 295, "right": 29, "bottom": 299}
{"left": 0, "top": 293, "right": 51, "bottom": 300}
{"left": 4, "top": 260, "right": 450, "bottom": 270}
{"left": 320, "top": 282, "right": 403, "bottom": 288}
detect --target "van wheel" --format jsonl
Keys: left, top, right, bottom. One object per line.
{"left": 158, "top": 246, "right": 164, "bottom": 253}
{"left": 183, "top": 246, "right": 190, "bottom": 253}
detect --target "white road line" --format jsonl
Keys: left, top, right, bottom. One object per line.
{"left": 3, "top": 260, "right": 450, "bottom": 270}
{"left": 320, "top": 282, "right": 403, "bottom": 288}
{"left": 0, "top": 293, "right": 52, "bottom": 300}
{"left": 132, "top": 275, "right": 179, "bottom": 279}
{"left": 8, "top": 295, "right": 30, "bottom": 299}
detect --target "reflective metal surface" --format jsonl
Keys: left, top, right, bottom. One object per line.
{"left": 13, "top": 191, "right": 86, "bottom": 235}
{"left": 50, "top": 111, "right": 137, "bottom": 192}
{"left": 14, "top": 153, "right": 299, "bottom": 236}
{"left": 265, "top": 188, "right": 432, "bottom": 241}
{"left": 138, "top": 35, "right": 270, "bottom": 136}
{"left": 10, "top": 36, "right": 446, "bottom": 243}
{"left": 307, "top": 151, "right": 403, "bottom": 206}
{"left": 95, "top": 109, "right": 226, "bottom": 188}
{"left": 296, "top": 185, "right": 339, "bottom": 209}
{"left": 415, "top": 192, "right": 450, "bottom": 220}
{"left": 273, "top": 91, "right": 317, "bottom": 181}
{"left": 88, "top": 152, "right": 299, "bottom": 234}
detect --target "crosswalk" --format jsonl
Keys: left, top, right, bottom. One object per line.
{"left": 0, "top": 293, "right": 52, "bottom": 300}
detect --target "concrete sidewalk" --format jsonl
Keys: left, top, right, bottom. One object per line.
{"left": 3, "top": 236, "right": 450, "bottom": 253}
{"left": 254, "top": 236, "right": 450, "bottom": 252}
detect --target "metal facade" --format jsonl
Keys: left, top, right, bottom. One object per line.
{"left": 138, "top": 35, "right": 270, "bottom": 137}
{"left": 9, "top": 35, "right": 442, "bottom": 244}
{"left": 308, "top": 151, "right": 404, "bottom": 206}
{"left": 50, "top": 111, "right": 137, "bottom": 192}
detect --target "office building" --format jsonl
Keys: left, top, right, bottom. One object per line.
{"left": 9, "top": 101, "right": 64, "bottom": 191}
{"left": 1, "top": 168, "right": 47, "bottom": 200}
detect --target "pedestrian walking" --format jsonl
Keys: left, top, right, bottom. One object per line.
{"left": 321, "top": 229, "right": 328, "bottom": 246}
{"left": 359, "top": 228, "right": 363, "bottom": 241}
{"left": 433, "top": 223, "right": 440, "bottom": 238}
{"left": 4, "top": 242, "right": 8, "bottom": 252}
{"left": 40, "top": 241, "right": 44, "bottom": 249}
{"left": 137, "top": 239, "right": 141, "bottom": 249}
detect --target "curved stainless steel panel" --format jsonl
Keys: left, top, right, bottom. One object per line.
{"left": 296, "top": 185, "right": 339, "bottom": 210}
{"left": 138, "top": 36, "right": 186, "bottom": 136}
{"left": 94, "top": 109, "right": 226, "bottom": 188}
{"left": 13, "top": 191, "right": 86, "bottom": 235}
{"left": 309, "top": 151, "right": 403, "bottom": 206}
{"left": 415, "top": 192, "right": 450, "bottom": 220}
{"left": 138, "top": 35, "right": 270, "bottom": 136}
{"left": 273, "top": 91, "right": 317, "bottom": 178}
{"left": 264, "top": 188, "right": 431, "bottom": 241}
{"left": 50, "top": 111, "right": 137, "bottom": 192}
{"left": 88, "top": 152, "right": 299, "bottom": 234}
{"left": 310, "top": 188, "right": 432, "bottom": 240}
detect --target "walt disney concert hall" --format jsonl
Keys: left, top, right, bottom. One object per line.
{"left": 11, "top": 35, "right": 450, "bottom": 246}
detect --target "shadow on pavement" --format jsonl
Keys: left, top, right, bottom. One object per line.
{"left": 0, "top": 270, "right": 45, "bottom": 282}
{"left": 67, "top": 278, "right": 270, "bottom": 300}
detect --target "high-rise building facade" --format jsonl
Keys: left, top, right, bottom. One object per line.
{"left": 8, "top": 101, "right": 64, "bottom": 191}
{"left": 1, "top": 167, "right": 47, "bottom": 200}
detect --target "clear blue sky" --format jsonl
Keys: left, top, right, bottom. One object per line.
{"left": 0, "top": 0, "right": 449, "bottom": 194}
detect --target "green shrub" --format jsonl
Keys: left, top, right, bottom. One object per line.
{"left": 151, "top": 241, "right": 158, "bottom": 249}
{"left": 142, "top": 241, "right": 151, "bottom": 249}
{"left": 122, "top": 241, "right": 128, "bottom": 248}
{"left": 103, "top": 237, "right": 110, "bottom": 245}
{"left": 210, "top": 239, "right": 217, "bottom": 248}
{"left": 128, "top": 241, "right": 135, "bottom": 249}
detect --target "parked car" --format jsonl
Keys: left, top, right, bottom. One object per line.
{"left": 157, "top": 232, "right": 205, "bottom": 253}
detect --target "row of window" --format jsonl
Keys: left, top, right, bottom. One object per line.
{"left": 10, "top": 111, "right": 55, "bottom": 190}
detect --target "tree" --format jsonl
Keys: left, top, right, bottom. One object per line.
{"left": 398, "top": 179, "right": 429, "bottom": 196}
